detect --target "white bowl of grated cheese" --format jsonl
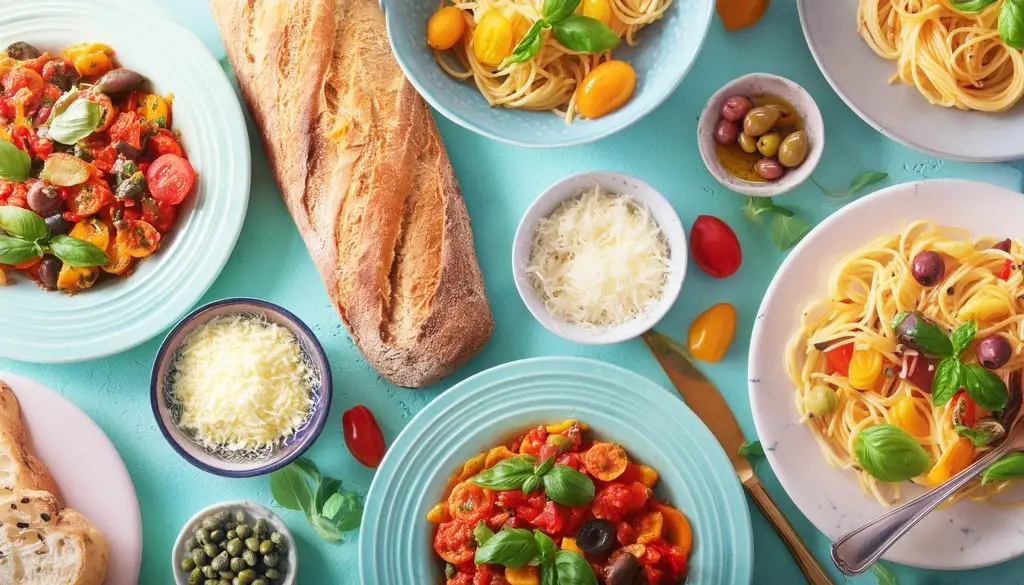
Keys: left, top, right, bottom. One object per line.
{"left": 512, "top": 171, "right": 687, "bottom": 345}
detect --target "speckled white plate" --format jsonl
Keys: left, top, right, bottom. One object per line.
{"left": 0, "top": 372, "right": 142, "bottom": 585}
{"left": 750, "top": 179, "right": 1024, "bottom": 570}
{"left": 0, "top": 0, "right": 249, "bottom": 363}
{"left": 799, "top": 0, "right": 1024, "bottom": 162}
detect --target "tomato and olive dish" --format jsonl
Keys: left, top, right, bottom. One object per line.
{"left": 427, "top": 420, "right": 692, "bottom": 585}
{"left": 0, "top": 40, "right": 196, "bottom": 293}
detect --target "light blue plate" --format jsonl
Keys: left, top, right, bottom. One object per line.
{"left": 383, "top": 0, "right": 714, "bottom": 148}
{"left": 358, "top": 357, "right": 753, "bottom": 584}
{"left": 0, "top": 0, "right": 249, "bottom": 363}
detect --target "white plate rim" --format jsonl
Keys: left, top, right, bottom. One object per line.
{"left": 749, "top": 178, "right": 1024, "bottom": 570}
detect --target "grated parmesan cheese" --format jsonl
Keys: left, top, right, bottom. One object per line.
{"left": 169, "top": 314, "right": 315, "bottom": 453}
{"left": 526, "top": 185, "right": 672, "bottom": 328}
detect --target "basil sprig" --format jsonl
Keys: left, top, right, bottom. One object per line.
{"left": 951, "top": 0, "right": 998, "bottom": 10}
{"left": 891, "top": 315, "right": 1008, "bottom": 412}
{"left": 740, "top": 196, "right": 811, "bottom": 251}
{"left": 954, "top": 425, "right": 993, "bottom": 447}
{"left": 505, "top": 0, "right": 620, "bottom": 66}
{"left": 853, "top": 424, "right": 933, "bottom": 482}
{"left": 269, "top": 457, "right": 363, "bottom": 542}
{"left": 472, "top": 455, "right": 595, "bottom": 506}
{"left": 951, "top": 0, "right": 1024, "bottom": 49}
{"left": 0, "top": 139, "right": 30, "bottom": 182}
{"left": 0, "top": 206, "right": 108, "bottom": 268}
{"left": 47, "top": 97, "right": 102, "bottom": 145}
{"left": 983, "top": 452, "right": 1024, "bottom": 484}
{"left": 474, "top": 527, "right": 598, "bottom": 585}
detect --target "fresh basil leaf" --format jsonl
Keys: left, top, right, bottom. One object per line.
{"left": 0, "top": 140, "right": 30, "bottom": 182}
{"left": 0, "top": 206, "right": 48, "bottom": 242}
{"left": 47, "top": 98, "right": 102, "bottom": 145}
{"left": 950, "top": 321, "right": 978, "bottom": 355}
{"left": 535, "top": 455, "right": 556, "bottom": 477}
{"left": 543, "top": 0, "right": 581, "bottom": 23}
{"left": 0, "top": 234, "right": 40, "bottom": 265}
{"left": 315, "top": 478, "right": 342, "bottom": 511}
{"left": 962, "top": 363, "right": 1008, "bottom": 411}
{"left": 534, "top": 531, "right": 556, "bottom": 565}
{"left": 474, "top": 527, "right": 539, "bottom": 567}
{"left": 522, "top": 474, "right": 543, "bottom": 495}
{"left": 507, "top": 20, "right": 546, "bottom": 65}
{"left": 322, "top": 492, "right": 345, "bottom": 519}
{"left": 848, "top": 171, "right": 889, "bottom": 195}
{"left": 931, "top": 356, "right": 962, "bottom": 407}
{"left": 474, "top": 520, "right": 495, "bottom": 546}
{"left": 738, "top": 440, "right": 764, "bottom": 457}
{"left": 768, "top": 214, "right": 811, "bottom": 251}
{"left": 951, "top": 0, "right": 998, "bottom": 10}
{"left": 329, "top": 491, "right": 363, "bottom": 531}
{"left": 270, "top": 465, "right": 313, "bottom": 514}
{"left": 898, "top": 315, "right": 954, "bottom": 358}
{"left": 954, "top": 425, "right": 994, "bottom": 447}
{"left": 542, "top": 465, "right": 595, "bottom": 506}
{"left": 292, "top": 457, "right": 322, "bottom": 484}
{"left": 541, "top": 565, "right": 558, "bottom": 585}
{"left": 554, "top": 549, "right": 598, "bottom": 585}
{"left": 49, "top": 234, "right": 108, "bottom": 267}
{"left": 1000, "top": 0, "right": 1024, "bottom": 49}
{"left": 310, "top": 512, "right": 345, "bottom": 541}
{"left": 553, "top": 16, "right": 621, "bottom": 54}
{"left": 853, "top": 424, "right": 932, "bottom": 482}
{"left": 741, "top": 197, "right": 794, "bottom": 225}
{"left": 811, "top": 177, "right": 846, "bottom": 199}
{"left": 44, "top": 88, "right": 80, "bottom": 126}
{"left": 871, "top": 561, "right": 899, "bottom": 585}
{"left": 983, "top": 452, "right": 1024, "bottom": 484}
{"left": 473, "top": 456, "right": 536, "bottom": 490}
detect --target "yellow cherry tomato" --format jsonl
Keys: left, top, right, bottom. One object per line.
{"left": 687, "top": 303, "right": 737, "bottom": 363}
{"left": 582, "top": 0, "right": 613, "bottom": 24}
{"left": 472, "top": 12, "right": 514, "bottom": 67}
{"left": 69, "top": 217, "right": 110, "bottom": 252}
{"left": 892, "top": 395, "right": 930, "bottom": 438}
{"left": 427, "top": 6, "right": 467, "bottom": 51}
{"left": 925, "top": 438, "right": 974, "bottom": 487}
{"left": 848, "top": 349, "right": 883, "bottom": 390}
{"left": 576, "top": 60, "right": 636, "bottom": 119}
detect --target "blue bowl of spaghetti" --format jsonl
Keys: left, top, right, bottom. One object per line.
{"left": 383, "top": 0, "right": 713, "bottom": 148}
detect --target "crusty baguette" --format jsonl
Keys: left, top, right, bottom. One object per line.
{"left": 0, "top": 383, "right": 58, "bottom": 495}
{"left": 211, "top": 0, "right": 494, "bottom": 388}
{"left": 0, "top": 487, "right": 108, "bottom": 585}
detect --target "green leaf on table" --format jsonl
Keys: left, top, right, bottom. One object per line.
{"left": 768, "top": 214, "right": 811, "bottom": 251}
{"left": 315, "top": 478, "right": 342, "bottom": 511}
{"left": 741, "top": 196, "right": 793, "bottom": 225}
{"left": 871, "top": 561, "right": 899, "bottom": 585}
{"left": 0, "top": 139, "right": 30, "bottom": 182}
{"left": 813, "top": 171, "right": 888, "bottom": 200}
{"left": 327, "top": 491, "right": 363, "bottom": 530}
{"left": 270, "top": 465, "right": 313, "bottom": 514}
{"left": 292, "top": 457, "right": 322, "bottom": 483}
{"left": 310, "top": 513, "right": 345, "bottom": 542}
{"left": 738, "top": 440, "right": 764, "bottom": 458}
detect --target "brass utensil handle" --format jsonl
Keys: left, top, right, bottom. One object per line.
{"left": 744, "top": 475, "right": 834, "bottom": 585}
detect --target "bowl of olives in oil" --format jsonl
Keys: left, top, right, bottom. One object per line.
{"left": 697, "top": 73, "right": 824, "bottom": 197}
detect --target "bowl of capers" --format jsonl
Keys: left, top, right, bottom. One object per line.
{"left": 173, "top": 501, "right": 296, "bottom": 585}
{"left": 697, "top": 72, "right": 825, "bottom": 197}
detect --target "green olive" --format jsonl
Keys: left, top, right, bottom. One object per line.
{"left": 756, "top": 132, "right": 782, "bottom": 157}
{"left": 188, "top": 568, "right": 203, "bottom": 585}
{"left": 805, "top": 385, "right": 838, "bottom": 416}
{"left": 737, "top": 132, "right": 757, "bottom": 154}
{"left": 765, "top": 103, "right": 798, "bottom": 127}
{"left": 235, "top": 524, "right": 252, "bottom": 539}
{"left": 210, "top": 551, "right": 230, "bottom": 572}
{"left": 779, "top": 130, "right": 810, "bottom": 168}
{"left": 743, "top": 106, "right": 781, "bottom": 138}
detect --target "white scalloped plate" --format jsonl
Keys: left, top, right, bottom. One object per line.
{"left": 750, "top": 179, "right": 1024, "bottom": 570}
{"left": 0, "top": 0, "right": 250, "bottom": 363}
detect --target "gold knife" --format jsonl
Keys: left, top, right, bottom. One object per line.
{"left": 642, "top": 330, "right": 833, "bottom": 585}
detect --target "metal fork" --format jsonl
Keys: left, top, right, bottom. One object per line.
{"left": 831, "top": 371, "right": 1024, "bottom": 574}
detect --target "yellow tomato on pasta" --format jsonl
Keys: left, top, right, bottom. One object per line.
{"left": 576, "top": 60, "right": 636, "bottom": 119}
{"left": 848, "top": 349, "right": 883, "bottom": 390}
{"left": 582, "top": 0, "right": 613, "bottom": 25}
{"left": 472, "top": 12, "right": 514, "bottom": 67}
{"left": 427, "top": 7, "right": 467, "bottom": 51}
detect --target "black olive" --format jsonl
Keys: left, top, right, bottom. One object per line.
{"left": 604, "top": 552, "right": 640, "bottom": 585}
{"left": 44, "top": 214, "right": 71, "bottom": 236}
{"left": 911, "top": 251, "right": 945, "bottom": 287}
{"left": 37, "top": 256, "right": 62, "bottom": 290}
{"left": 112, "top": 140, "right": 142, "bottom": 160}
{"left": 575, "top": 519, "right": 615, "bottom": 556}
{"left": 6, "top": 41, "right": 40, "bottom": 61}
{"left": 977, "top": 334, "right": 1012, "bottom": 370}
{"left": 94, "top": 68, "right": 145, "bottom": 94}
{"left": 26, "top": 183, "right": 63, "bottom": 217}
{"left": 994, "top": 238, "right": 1012, "bottom": 253}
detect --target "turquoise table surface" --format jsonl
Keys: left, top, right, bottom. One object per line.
{"left": 3, "top": 1, "right": 1024, "bottom": 584}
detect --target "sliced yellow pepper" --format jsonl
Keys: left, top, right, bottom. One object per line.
{"left": 561, "top": 537, "right": 583, "bottom": 555}
{"left": 457, "top": 452, "right": 487, "bottom": 481}
{"left": 688, "top": 303, "right": 737, "bottom": 363}
{"left": 484, "top": 446, "right": 516, "bottom": 469}
{"left": 925, "top": 438, "right": 975, "bottom": 487}
{"left": 545, "top": 419, "right": 589, "bottom": 434}
{"left": 505, "top": 566, "right": 540, "bottom": 585}
{"left": 893, "top": 395, "right": 929, "bottom": 438}
{"left": 425, "top": 502, "right": 447, "bottom": 524}
{"left": 636, "top": 464, "right": 659, "bottom": 488}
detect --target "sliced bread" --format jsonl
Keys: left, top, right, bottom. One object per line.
{"left": 0, "top": 383, "right": 57, "bottom": 494}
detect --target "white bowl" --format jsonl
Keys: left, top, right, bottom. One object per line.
{"left": 697, "top": 73, "right": 824, "bottom": 197}
{"left": 511, "top": 171, "right": 686, "bottom": 345}
{"left": 171, "top": 500, "right": 297, "bottom": 585}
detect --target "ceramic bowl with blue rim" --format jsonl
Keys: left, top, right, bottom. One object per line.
{"left": 383, "top": 0, "right": 714, "bottom": 147}
{"left": 358, "top": 357, "right": 753, "bottom": 584}
{"left": 150, "top": 298, "right": 332, "bottom": 478}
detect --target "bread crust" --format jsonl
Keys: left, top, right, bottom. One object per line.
{"left": 211, "top": 0, "right": 494, "bottom": 387}
{"left": 0, "top": 384, "right": 58, "bottom": 494}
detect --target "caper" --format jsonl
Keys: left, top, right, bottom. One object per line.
{"left": 778, "top": 130, "right": 809, "bottom": 168}
{"left": 192, "top": 548, "right": 208, "bottom": 566}
{"left": 242, "top": 549, "right": 257, "bottom": 567}
{"left": 227, "top": 538, "right": 243, "bottom": 556}
{"left": 202, "top": 565, "right": 217, "bottom": 578}
{"left": 805, "top": 385, "right": 838, "bottom": 417}
{"left": 225, "top": 521, "right": 237, "bottom": 532}
{"left": 259, "top": 540, "right": 273, "bottom": 555}
{"left": 756, "top": 132, "right": 782, "bottom": 158}
{"left": 235, "top": 524, "right": 252, "bottom": 539}
{"left": 210, "top": 529, "right": 225, "bottom": 543}
{"left": 245, "top": 537, "right": 260, "bottom": 552}
{"left": 253, "top": 579, "right": 268, "bottom": 585}
{"left": 230, "top": 557, "right": 246, "bottom": 572}
{"left": 743, "top": 106, "right": 781, "bottom": 137}
{"left": 269, "top": 532, "right": 283, "bottom": 545}
{"left": 203, "top": 580, "right": 217, "bottom": 585}
{"left": 765, "top": 103, "right": 798, "bottom": 126}
{"left": 254, "top": 519, "right": 267, "bottom": 538}
{"left": 218, "top": 540, "right": 228, "bottom": 550}
{"left": 187, "top": 536, "right": 200, "bottom": 550}
{"left": 202, "top": 517, "right": 221, "bottom": 530}
{"left": 211, "top": 551, "right": 230, "bottom": 571}
{"left": 197, "top": 528, "right": 211, "bottom": 544}
{"left": 226, "top": 530, "right": 237, "bottom": 541}
{"left": 264, "top": 568, "right": 281, "bottom": 581}
{"left": 189, "top": 568, "right": 202, "bottom": 585}
{"left": 263, "top": 552, "right": 279, "bottom": 568}
{"left": 238, "top": 569, "right": 257, "bottom": 584}
{"left": 220, "top": 572, "right": 235, "bottom": 580}
{"left": 204, "top": 543, "right": 219, "bottom": 558}
{"left": 181, "top": 556, "right": 197, "bottom": 571}
{"left": 737, "top": 132, "right": 757, "bottom": 154}
{"left": 219, "top": 580, "right": 232, "bottom": 585}
{"left": 235, "top": 510, "right": 247, "bottom": 524}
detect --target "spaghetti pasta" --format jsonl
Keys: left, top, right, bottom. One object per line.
{"left": 431, "top": 0, "right": 671, "bottom": 122}
{"left": 787, "top": 221, "right": 1024, "bottom": 507}
{"left": 857, "top": 0, "right": 1024, "bottom": 112}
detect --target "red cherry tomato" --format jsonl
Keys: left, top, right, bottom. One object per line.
{"left": 342, "top": 405, "right": 386, "bottom": 468}
{"left": 825, "top": 343, "right": 854, "bottom": 377}
{"left": 689, "top": 215, "right": 742, "bottom": 278}
{"left": 146, "top": 153, "right": 195, "bottom": 205}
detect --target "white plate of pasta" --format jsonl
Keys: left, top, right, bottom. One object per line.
{"left": 798, "top": 0, "right": 1024, "bottom": 162}
{"left": 750, "top": 179, "right": 1024, "bottom": 569}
